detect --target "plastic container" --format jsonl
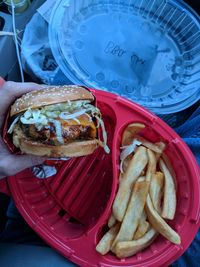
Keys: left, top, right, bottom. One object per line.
{"left": 1, "top": 88, "right": 200, "bottom": 267}
{"left": 49, "top": 0, "right": 200, "bottom": 114}
{"left": 4, "top": 0, "right": 31, "bottom": 14}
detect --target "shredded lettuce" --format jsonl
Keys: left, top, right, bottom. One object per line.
{"left": 42, "top": 100, "right": 90, "bottom": 113}
{"left": 8, "top": 100, "right": 110, "bottom": 153}
{"left": 48, "top": 119, "right": 64, "bottom": 144}
{"left": 59, "top": 110, "right": 86, "bottom": 120}
{"left": 120, "top": 139, "right": 142, "bottom": 173}
{"left": 20, "top": 112, "right": 48, "bottom": 125}
{"left": 95, "top": 115, "right": 110, "bottom": 154}
{"left": 7, "top": 116, "right": 19, "bottom": 134}
{"left": 24, "top": 109, "right": 32, "bottom": 119}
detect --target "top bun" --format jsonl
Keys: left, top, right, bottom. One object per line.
{"left": 10, "top": 85, "right": 94, "bottom": 117}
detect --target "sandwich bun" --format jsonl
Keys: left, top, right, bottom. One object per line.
{"left": 11, "top": 85, "right": 94, "bottom": 117}
{"left": 8, "top": 85, "right": 107, "bottom": 158}
{"left": 13, "top": 125, "right": 99, "bottom": 157}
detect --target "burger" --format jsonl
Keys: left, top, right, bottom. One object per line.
{"left": 7, "top": 85, "right": 110, "bottom": 157}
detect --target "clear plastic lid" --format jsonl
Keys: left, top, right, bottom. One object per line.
{"left": 49, "top": 0, "right": 200, "bottom": 114}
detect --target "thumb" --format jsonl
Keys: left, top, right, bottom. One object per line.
{"left": 5, "top": 155, "right": 46, "bottom": 176}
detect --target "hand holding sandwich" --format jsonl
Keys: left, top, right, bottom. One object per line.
{"left": 0, "top": 81, "right": 109, "bottom": 179}
{"left": 0, "top": 81, "right": 46, "bottom": 179}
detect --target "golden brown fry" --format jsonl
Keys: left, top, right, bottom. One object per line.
{"left": 121, "top": 155, "right": 132, "bottom": 175}
{"left": 140, "top": 210, "right": 147, "bottom": 221}
{"left": 115, "top": 228, "right": 157, "bottom": 258}
{"left": 136, "top": 136, "right": 166, "bottom": 154}
{"left": 155, "top": 153, "right": 162, "bottom": 162}
{"left": 150, "top": 172, "right": 164, "bottom": 214}
{"left": 161, "top": 154, "right": 177, "bottom": 190}
{"left": 122, "top": 123, "right": 145, "bottom": 146}
{"left": 134, "top": 221, "right": 149, "bottom": 240}
{"left": 155, "top": 142, "right": 166, "bottom": 162}
{"left": 145, "top": 195, "right": 180, "bottom": 244}
{"left": 159, "top": 159, "right": 176, "bottom": 220}
{"left": 146, "top": 149, "right": 157, "bottom": 182}
{"left": 111, "top": 181, "right": 149, "bottom": 251}
{"left": 133, "top": 210, "right": 149, "bottom": 240}
{"left": 108, "top": 213, "right": 116, "bottom": 228}
{"left": 156, "top": 142, "right": 166, "bottom": 156}
{"left": 137, "top": 176, "right": 146, "bottom": 182}
{"left": 113, "top": 146, "right": 148, "bottom": 222}
{"left": 96, "top": 224, "right": 120, "bottom": 255}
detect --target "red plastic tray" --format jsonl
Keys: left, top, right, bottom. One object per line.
{"left": 1, "top": 89, "right": 200, "bottom": 267}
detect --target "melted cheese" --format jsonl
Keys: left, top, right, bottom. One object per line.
{"left": 60, "top": 114, "right": 97, "bottom": 138}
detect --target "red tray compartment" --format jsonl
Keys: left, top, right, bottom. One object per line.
{"left": 1, "top": 89, "right": 200, "bottom": 267}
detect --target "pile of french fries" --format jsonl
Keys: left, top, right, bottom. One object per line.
{"left": 96, "top": 123, "right": 180, "bottom": 258}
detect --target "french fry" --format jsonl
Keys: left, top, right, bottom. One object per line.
{"left": 150, "top": 172, "right": 164, "bottom": 214}
{"left": 157, "top": 142, "right": 166, "bottom": 152}
{"left": 134, "top": 219, "right": 149, "bottom": 240}
{"left": 133, "top": 202, "right": 149, "bottom": 241}
{"left": 155, "top": 153, "right": 162, "bottom": 162}
{"left": 137, "top": 176, "right": 146, "bottom": 182}
{"left": 136, "top": 136, "right": 166, "bottom": 154}
{"left": 95, "top": 122, "right": 180, "bottom": 259}
{"left": 161, "top": 154, "right": 177, "bottom": 190}
{"left": 120, "top": 155, "right": 132, "bottom": 176}
{"left": 155, "top": 142, "right": 166, "bottom": 160}
{"left": 122, "top": 123, "right": 145, "bottom": 146}
{"left": 113, "top": 146, "right": 148, "bottom": 222}
{"left": 96, "top": 224, "right": 120, "bottom": 255}
{"left": 145, "top": 195, "right": 180, "bottom": 244}
{"left": 146, "top": 149, "right": 157, "bottom": 182}
{"left": 115, "top": 228, "right": 157, "bottom": 258}
{"left": 140, "top": 170, "right": 145, "bottom": 176}
{"left": 159, "top": 159, "right": 176, "bottom": 220}
{"left": 139, "top": 210, "right": 147, "bottom": 221}
{"left": 111, "top": 181, "right": 149, "bottom": 252}
{"left": 108, "top": 213, "right": 116, "bottom": 228}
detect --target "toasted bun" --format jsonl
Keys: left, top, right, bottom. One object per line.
{"left": 13, "top": 125, "right": 99, "bottom": 157}
{"left": 11, "top": 85, "right": 94, "bottom": 117}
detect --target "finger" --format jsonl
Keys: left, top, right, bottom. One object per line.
{"left": 3, "top": 155, "right": 46, "bottom": 176}
{"left": 0, "top": 77, "right": 5, "bottom": 87}
{"left": 0, "top": 81, "right": 44, "bottom": 116}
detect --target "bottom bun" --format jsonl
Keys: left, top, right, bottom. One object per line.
{"left": 13, "top": 126, "right": 99, "bottom": 157}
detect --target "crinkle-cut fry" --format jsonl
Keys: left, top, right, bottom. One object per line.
{"left": 113, "top": 146, "right": 148, "bottom": 222}
{"left": 122, "top": 123, "right": 145, "bottom": 146}
{"left": 136, "top": 136, "right": 166, "bottom": 154}
{"left": 146, "top": 149, "right": 157, "bottom": 182}
{"left": 150, "top": 172, "right": 164, "bottom": 214}
{"left": 111, "top": 181, "right": 150, "bottom": 252}
{"left": 145, "top": 195, "right": 180, "bottom": 244}
{"left": 108, "top": 213, "right": 116, "bottom": 228}
{"left": 96, "top": 224, "right": 120, "bottom": 255}
{"left": 116, "top": 228, "right": 157, "bottom": 258}
{"left": 159, "top": 159, "right": 176, "bottom": 220}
